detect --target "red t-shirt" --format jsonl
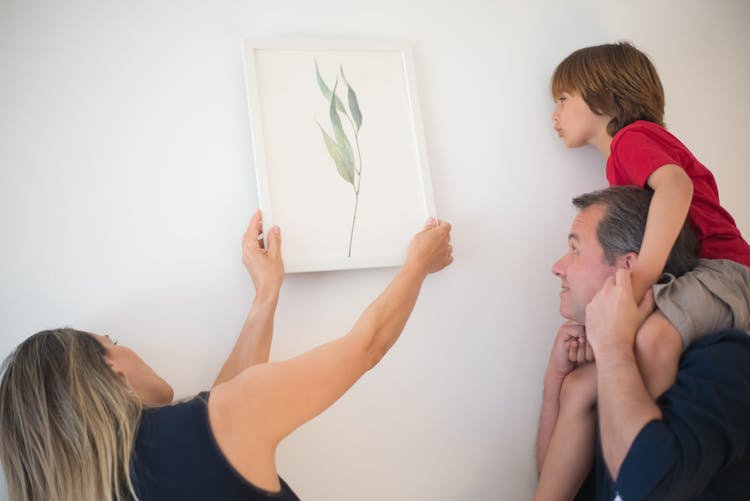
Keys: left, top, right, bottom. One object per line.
{"left": 607, "top": 120, "right": 750, "bottom": 268}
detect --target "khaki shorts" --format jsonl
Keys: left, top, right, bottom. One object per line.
{"left": 653, "top": 259, "right": 750, "bottom": 350}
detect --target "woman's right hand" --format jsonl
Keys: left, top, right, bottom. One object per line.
{"left": 405, "top": 218, "right": 453, "bottom": 275}
{"left": 242, "top": 210, "right": 284, "bottom": 299}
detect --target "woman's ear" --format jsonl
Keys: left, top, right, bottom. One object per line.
{"left": 104, "top": 356, "right": 127, "bottom": 382}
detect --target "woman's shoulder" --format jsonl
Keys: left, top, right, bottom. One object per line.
{"left": 138, "top": 392, "right": 208, "bottom": 430}
{"left": 136, "top": 391, "right": 211, "bottom": 453}
{"left": 134, "top": 390, "right": 300, "bottom": 500}
{"left": 206, "top": 378, "right": 283, "bottom": 492}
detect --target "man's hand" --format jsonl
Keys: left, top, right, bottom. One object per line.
{"left": 242, "top": 210, "right": 284, "bottom": 300}
{"left": 585, "top": 269, "right": 662, "bottom": 480}
{"left": 585, "top": 269, "right": 655, "bottom": 357}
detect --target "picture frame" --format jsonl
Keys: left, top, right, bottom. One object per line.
{"left": 242, "top": 38, "right": 436, "bottom": 273}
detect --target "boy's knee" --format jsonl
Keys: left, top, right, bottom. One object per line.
{"left": 635, "top": 313, "right": 683, "bottom": 397}
{"left": 635, "top": 315, "right": 683, "bottom": 364}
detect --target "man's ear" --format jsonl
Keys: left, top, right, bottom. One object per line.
{"left": 104, "top": 355, "right": 127, "bottom": 382}
{"left": 617, "top": 252, "right": 638, "bottom": 270}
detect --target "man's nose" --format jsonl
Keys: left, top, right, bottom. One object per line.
{"left": 551, "top": 255, "right": 566, "bottom": 277}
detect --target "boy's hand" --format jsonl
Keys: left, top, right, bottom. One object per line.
{"left": 548, "top": 321, "right": 587, "bottom": 380}
{"left": 568, "top": 332, "right": 595, "bottom": 364}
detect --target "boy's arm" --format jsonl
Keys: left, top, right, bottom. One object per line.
{"left": 631, "top": 164, "right": 693, "bottom": 302}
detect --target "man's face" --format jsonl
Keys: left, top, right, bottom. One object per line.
{"left": 551, "top": 204, "right": 622, "bottom": 323}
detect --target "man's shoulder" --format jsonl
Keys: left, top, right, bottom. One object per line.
{"left": 689, "top": 328, "right": 750, "bottom": 352}
{"left": 678, "top": 329, "right": 750, "bottom": 382}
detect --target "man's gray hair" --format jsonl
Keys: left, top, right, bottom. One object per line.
{"left": 572, "top": 186, "right": 699, "bottom": 277}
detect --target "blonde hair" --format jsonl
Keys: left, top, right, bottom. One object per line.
{"left": 551, "top": 41, "right": 665, "bottom": 136}
{"left": 0, "top": 328, "right": 142, "bottom": 501}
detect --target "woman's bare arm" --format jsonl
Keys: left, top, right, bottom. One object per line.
{"left": 214, "top": 210, "right": 284, "bottom": 386}
{"left": 209, "top": 218, "right": 452, "bottom": 490}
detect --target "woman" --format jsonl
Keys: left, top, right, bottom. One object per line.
{"left": 0, "top": 210, "right": 453, "bottom": 501}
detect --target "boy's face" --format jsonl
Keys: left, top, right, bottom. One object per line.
{"left": 552, "top": 91, "right": 612, "bottom": 149}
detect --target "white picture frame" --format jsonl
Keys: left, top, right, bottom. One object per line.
{"left": 242, "top": 38, "right": 436, "bottom": 273}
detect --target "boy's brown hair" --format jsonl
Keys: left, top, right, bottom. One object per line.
{"left": 551, "top": 42, "right": 665, "bottom": 137}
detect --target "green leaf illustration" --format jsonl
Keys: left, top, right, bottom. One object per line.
{"left": 340, "top": 66, "right": 362, "bottom": 133}
{"left": 315, "top": 60, "right": 346, "bottom": 115}
{"left": 313, "top": 61, "right": 365, "bottom": 258}
{"left": 317, "top": 123, "right": 354, "bottom": 185}
{"left": 329, "top": 79, "right": 355, "bottom": 170}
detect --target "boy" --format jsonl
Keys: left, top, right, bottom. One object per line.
{"left": 536, "top": 42, "right": 750, "bottom": 500}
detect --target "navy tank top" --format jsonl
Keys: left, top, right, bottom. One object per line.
{"left": 132, "top": 391, "right": 301, "bottom": 500}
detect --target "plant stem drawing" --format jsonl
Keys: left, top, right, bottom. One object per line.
{"left": 315, "top": 60, "right": 363, "bottom": 257}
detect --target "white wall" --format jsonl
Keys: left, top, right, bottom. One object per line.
{"left": 1, "top": 1, "right": 749, "bottom": 499}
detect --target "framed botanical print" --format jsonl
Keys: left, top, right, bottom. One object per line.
{"left": 243, "top": 38, "right": 436, "bottom": 272}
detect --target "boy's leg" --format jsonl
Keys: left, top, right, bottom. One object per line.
{"left": 634, "top": 310, "right": 682, "bottom": 398}
{"left": 534, "top": 363, "right": 597, "bottom": 501}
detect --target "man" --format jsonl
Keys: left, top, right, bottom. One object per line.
{"left": 538, "top": 186, "right": 750, "bottom": 500}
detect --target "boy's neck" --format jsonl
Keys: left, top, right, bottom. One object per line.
{"left": 591, "top": 132, "right": 613, "bottom": 160}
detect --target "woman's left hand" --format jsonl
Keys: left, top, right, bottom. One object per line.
{"left": 242, "top": 210, "right": 284, "bottom": 299}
